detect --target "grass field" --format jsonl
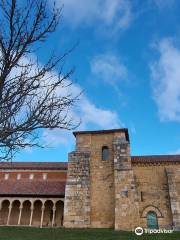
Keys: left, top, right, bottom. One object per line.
{"left": 0, "top": 227, "right": 179, "bottom": 240}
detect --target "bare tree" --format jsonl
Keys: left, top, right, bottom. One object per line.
{"left": 0, "top": 0, "right": 79, "bottom": 161}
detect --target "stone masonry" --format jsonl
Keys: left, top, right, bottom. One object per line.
{"left": 64, "top": 128, "right": 180, "bottom": 230}
{"left": 0, "top": 129, "right": 179, "bottom": 230}
{"left": 64, "top": 151, "right": 91, "bottom": 228}
{"left": 166, "top": 168, "right": 180, "bottom": 230}
{"left": 113, "top": 136, "right": 140, "bottom": 230}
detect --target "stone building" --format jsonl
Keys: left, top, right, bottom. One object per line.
{"left": 64, "top": 129, "right": 180, "bottom": 231}
{"left": 0, "top": 128, "right": 180, "bottom": 231}
{"left": 0, "top": 162, "right": 66, "bottom": 227}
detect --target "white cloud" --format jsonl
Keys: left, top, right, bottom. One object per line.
{"left": 53, "top": 0, "right": 132, "bottom": 31}
{"left": 151, "top": 38, "right": 180, "bottom": 121}
{"left": 152, "top": 0, "right": 176, "bottom": 9}
{"left": 91, "top": 53, "right": 127, "bottom": 87}
{"left": 79, "top": 97, "right": 120, "bottom": 129}
{"left": 43, "top": 129, "right": 72, "bottom": 147}
{"left": 3, "top": 52, "right": 120, "bottom": 148}
{"left": 43, "top": 78, "right": 121, "bottom": 147}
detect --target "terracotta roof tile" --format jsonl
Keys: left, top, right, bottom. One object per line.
{"left": 132, "top": 155, "right": 180, "bottom": 164}
{"left": 0, "top": 180, "right": 66, "bottom": 196}
{"left": 0, "top": 162, "right": 68, "bottom": 170}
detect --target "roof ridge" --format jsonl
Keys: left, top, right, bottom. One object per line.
{"left": 132, "top": 154, "right": 180, "bottom": 157}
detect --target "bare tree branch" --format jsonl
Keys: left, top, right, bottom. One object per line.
{"left": 0, "top": 0, "right": 80, "bottom": 161}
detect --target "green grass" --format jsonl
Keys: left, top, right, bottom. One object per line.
{"left": 0, "top": 227, "right": 179, "bottom": 240}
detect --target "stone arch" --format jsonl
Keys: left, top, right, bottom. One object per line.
{"left": 0, "top": 200, "right": 10, "bottom": 225}
{"left": 21, "top": 200, "right": 31, "bottom": 225}
{"left": 55, "top": 200, "right": 64, "bottom": 227}
{"left": 9, "top": 200, "right": 21, "bottom": 225}
{"left": 141, "top": 205, "right": 163, "bottom": 218}
{"left": 43, "top": 200, "right": 53, "bottom": 227}
{"left": 32, "top": 200, "right": 42, "bottom": 227}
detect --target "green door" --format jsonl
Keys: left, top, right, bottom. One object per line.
{"left": 147, "top": 212, "right": 158, "bottom": 229}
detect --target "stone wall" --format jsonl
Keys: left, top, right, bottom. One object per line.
{"left": 0, "top": 171, "right": 67, "bottom": 181}
{"left": 113, "top": 137, "right": 140, "bottom": 230}
{"left": 64, "top": 130, "right": 128, "bottom": 229}
{"left": 166, "top": 168, "right": 180, "bottom": 230}
{"left": 90, "top": 133, "right": 115, "bottom": 228}
{"left": 64, "top": 129, "right": 180, "bottom": 231}
{"left": 64, "top": 151, "right": 91, "bottom": 228}
{"left": 133, "top": 164, "right": 175, "bottom": 229}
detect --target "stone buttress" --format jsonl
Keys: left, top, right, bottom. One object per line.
{"left": 113, "top": 136, "right": 140, "bottom": 230}
{"left": 64, "top": 150, "right": 91, "bottom": 228}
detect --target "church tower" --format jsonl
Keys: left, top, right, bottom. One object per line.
{"left": 64, "top": 129, "right": 139, "bottom": 230}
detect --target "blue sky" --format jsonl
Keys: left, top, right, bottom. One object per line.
{"left": 16, "top": 0, "right": 180, "bottom": 162}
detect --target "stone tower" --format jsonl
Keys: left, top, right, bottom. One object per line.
{"left": 64, "top": 129, "right": 139, "bottom": 230}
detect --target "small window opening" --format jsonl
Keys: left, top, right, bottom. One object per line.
{"left": 17, "top": 173, "right": 21, "bottom": 180}
{"left": 102, "top": 146, "right": 109, "bottom": 161}
{"left": 43, "top": 173, "right": 47, "bottom": 180}
{"left": 29, "top": 173, "right": 34, "bottom": 180}
{"left": 4, "top": 173, "right": 9, "bottom": 180}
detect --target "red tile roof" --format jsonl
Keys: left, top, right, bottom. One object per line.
{"left": 131, "top": 155, "right": 180, "bottom": 164}
{"left": 0, "top": 180, "right": 66, "bottom": 196}
{"left": 0, "top": 154, "right": 179, "bottom": 173}
{"left": 0, "top": 162, "right": 68, "bottom": 170}
{"left": 0, "top": 155, "right": 179, "bottom": 196}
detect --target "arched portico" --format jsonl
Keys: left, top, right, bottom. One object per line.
{"left": 9, "top": 200, "right": 21, "bottom": 225}
{"left": 55, "top": 200, "right": 64, "bottom": 227}
{"left": 32, "top": 200, "right": 42, "bottom": 227}
{"left": 0, "top": 197, "right": 64, "bottom": 228}
{"left": 0, "top": 200, "right": 10, "bottom": 225}
{"left": 21, "top": 200, "right": 31, "bottom": 225}
{"left": 43, "top": 200, "right": 53, "bottom": 227}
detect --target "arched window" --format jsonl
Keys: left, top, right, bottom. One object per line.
{"left": 147, "top": 211, "right": 158, "bottom": 229}
{"left": 102, "top": 146, "right": 109, "bottom": 161}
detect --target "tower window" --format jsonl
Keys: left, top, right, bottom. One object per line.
{"left": 102, "top": 146, "right": 109, "bottom": 161}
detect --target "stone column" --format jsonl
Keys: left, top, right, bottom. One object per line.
{"left": 51, "top": 205, "right": 56, "bottom": 227}
{"left": 113, "top": 137, "right": 140, "bottom": 231}
{"left": 64, "top": 151, "right": 91, "bottom": 228}
{"left": 40, "top": 205, "right": 45, "bottom": 228}
{"left": 18, "top": 203, "right": 23, "bottom": 225}
{"left": 29, "top": 205, "right": 34, "bottom": 226}
{"left": 7, "top": 202, "right": 12, "bottom": 225}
